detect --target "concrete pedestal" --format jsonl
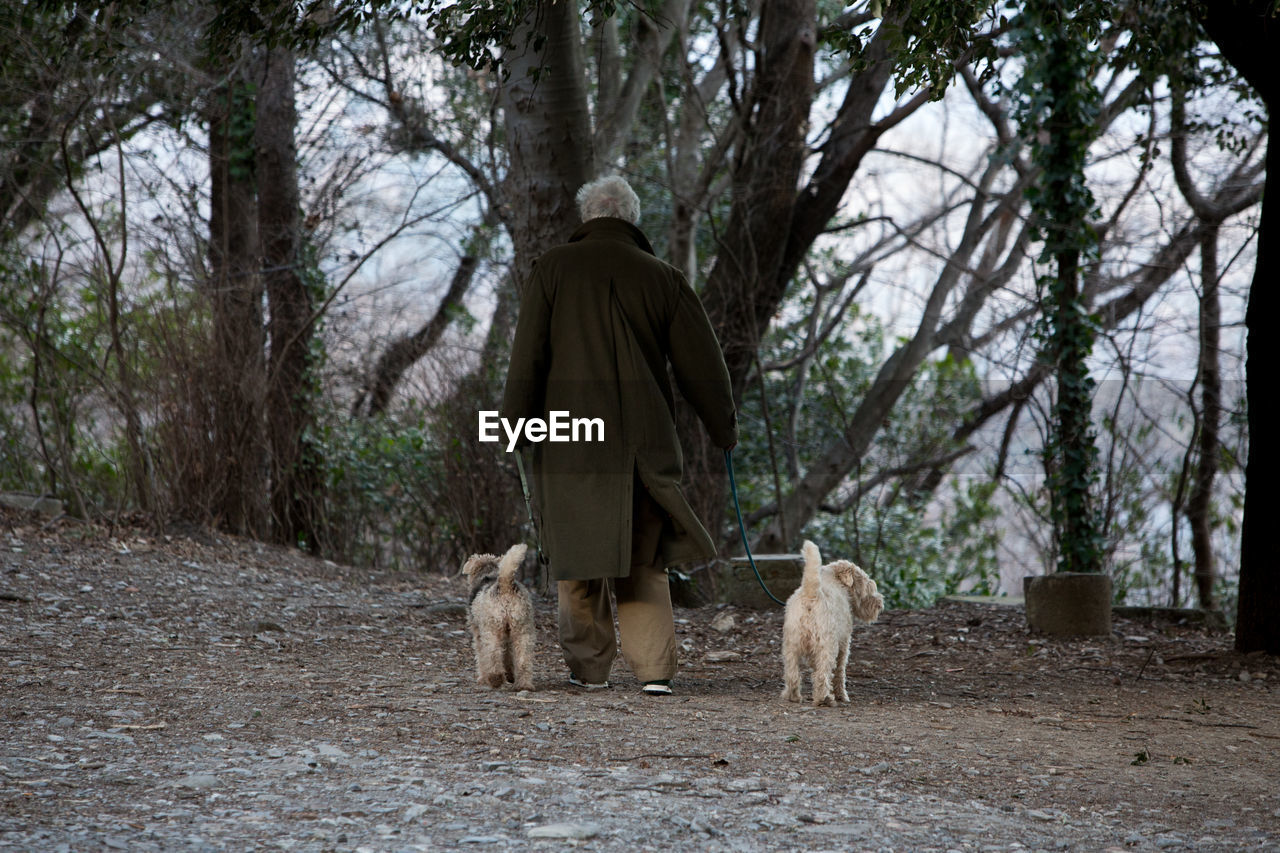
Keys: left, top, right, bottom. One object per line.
{"left": 718, "top": 554, "right": 804, "bottom": 609}
{"left": 1023, "top": 572, "right": 1112, "bottom": 637}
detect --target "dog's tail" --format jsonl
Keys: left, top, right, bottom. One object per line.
{"left": 497, "top": 543, "right": 528, "bottom": 594}
{"left": 799, "top": 540, "right": 822, "bottom": 601}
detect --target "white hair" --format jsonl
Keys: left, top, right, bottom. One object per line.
{"left": 576, "top": 175, "right": 641, "bottom": 224}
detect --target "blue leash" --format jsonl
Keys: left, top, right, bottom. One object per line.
{"left": 724, "top": 448, "right": 786, "bottom": 606}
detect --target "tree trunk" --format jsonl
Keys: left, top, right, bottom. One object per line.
{"left": 777, "top": 6, "right": 904, "bottom": 290}
{"left": 355, "top": 253, "right": 479, "bottom": 417}
{"left": 1026, "top": 5, "right": 1103, "bottom": 575}
{"left": 205, "top": 75, "right": 267, "bottom": 536}
{"left": 1046, "top": 245, "right": 1101, "bottom": 574}
{"left": 699, "top": 0, "right": 816, "bottom": 402}
{"left": 1235, "top": 129, "right": 1276, "bottom": 651}
{"left": 257, "top": 45, "right": 321, "bottom": 551}
{"left": 682, "top": 0, "right": 817, "bottom": 531}
{"left": 1186, "top": 227, "right": 1221, "bottom": 611}
{"left": 499, "top": 0, "right": 593, "bottom": 290}
{"left": 1198, "top": 0, "right": 1278, "bottom": 654}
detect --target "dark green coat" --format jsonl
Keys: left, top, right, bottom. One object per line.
{"left": 501, "top": 217, "right": 737, "bottom": 581}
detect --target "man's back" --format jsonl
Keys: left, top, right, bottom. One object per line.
{"left": 531, "top": 218, "right": 685, "bottom": 411}
{"left": 501, "top": 212, "right": 734, "bottom": 582}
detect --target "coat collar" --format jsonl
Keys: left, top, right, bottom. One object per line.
{"left": 568, "top": 217, "right": 656, "bottom": 256}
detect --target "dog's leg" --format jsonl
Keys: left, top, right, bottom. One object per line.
{"left": 511, "top": 622, "right": 535, "bottom": 692}
{"left": 834, "top": 639, "right": 851, "bottom": 703}
{"left": 475, "top": 622, "right": 505, "bottom": 689}
{"left": 469, "top": 621, "right": 488, "bottom": 686}
{"left": 501, "top": 625, "right": 515, "bottom": 683}
{"left": 780, "top": 632, "right": 802, "bottom": 702}
{"left": 811, "top": 645, "right": 837, "bottom": 707}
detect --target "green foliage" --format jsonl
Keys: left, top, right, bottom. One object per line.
{"left": 407, "top": 0, "right": 534, "bottom": 72}
{"left": 227, "top": 82, "right": 258, "bottom": 183}
{"left": 1005, "top": 381, "right": 1245, "bottom": 614}
{"left": 0, "top": 358, "right": 35, "bottom": 490}
{"left": 875, "top": 0, "right": 1004, "bottom": 97}
{"left": 1015, "top": 3, "right": 1103, "bottom": 255}
{"left": 1104, "top": 443, "right": 1175, "bottom": 605}
{"left": 399, "top": 0, "right": 623, "bottom": 73}
{"left": 810, "top": 477, "right": 1001, "bottom": 609}
{"left": 814, "top": 0, "right": 1015, "bottom": 99}
{"left": 0, "top": 246, "right": 158, "bottom": 511}
{"left": 732, "top": 292, "right": 999, "bottom": 609}
{"left": 205, "top": 0, "right": 394, "bottom": 55}
{"left": 314, "top": 411, "right": 442, "bottom": 569}
{"left": 0, "top": 258, "right": 95, "bottom": 495}
{"left": 315, "top": 369, "right": 522, "bottom": 571}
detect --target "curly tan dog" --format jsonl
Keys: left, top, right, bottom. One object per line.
{"left": 781, "top": 540, "right": 883, "bottom": 706}
{"left": 462, "top": 543, "right": 535, "bottom": 691}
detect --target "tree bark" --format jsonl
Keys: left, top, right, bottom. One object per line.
{"left": 682, "top": 0, "right": 816, "bottom": 530}
{"left": 777, "top": 6, "right": 907, "bottom": 291}
{"left": 205, "top": 74, "right": 267, "bottom": 536}
{"left": 699, "top": 0, "right": 815, "bottom": 400}
{"left": 257, "top": 45, "right": 321, "bottom": 551}
{"left": 499, "top": 1, "right": 593, "bottom": 290}
{"left": 355, "top": 253, "right": 479, "bottom": 417}
{"left": 1198, "top": 0, "right": 1278, "bottom": 654}
{"left": 1186, "top": 228, "right": 1221, "bottom": 611}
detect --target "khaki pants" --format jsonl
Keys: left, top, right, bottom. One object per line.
{"left": 557, "top": 482, "right": 676, "bottom": 684}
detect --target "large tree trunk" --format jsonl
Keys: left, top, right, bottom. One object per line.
{"left": 699, "top": 0, "right": 816, "bottom": 401}
{"left": 682, "top": 0, "right": 817, "bottom": 531}
{"left": 204, "top": 74, "right": 267, "bottom": 536}
{"left": 499, "top": 1, "right": 593, "bottom": 290}
{"left": 1198, "top": 1, "right": 1278, "bottom": 654}
{"left": 257, "top": 45, "right": 322, "bottom": 551}
{"left": 1234, "top": 123, "right": 1275, "bottom": 651}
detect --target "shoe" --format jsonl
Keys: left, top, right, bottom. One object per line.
{"left": 568, "top": 674, "right": 610, "bottom": 690}
{"left": 642, "top": 681, "right": 673, "bottom": 696}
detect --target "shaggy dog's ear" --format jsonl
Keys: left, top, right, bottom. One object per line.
{"left": 462, "top": 554, "right": 490, "bottom": 579}
{"left": 848, "top": 566, "right": 884, "bottom": 623}
{"left": 831, "top": 561, "right": 858, "bottom": 588}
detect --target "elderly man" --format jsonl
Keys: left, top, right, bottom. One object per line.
{"left": 501, "top": 175, "right": 737, "bottom": 695}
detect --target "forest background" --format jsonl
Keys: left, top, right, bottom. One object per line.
{"left": 0, "top": 0, "right": 1274, "bottom": 649}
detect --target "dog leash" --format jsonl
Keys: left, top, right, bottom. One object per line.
{"left": 514, "top": 450, "right": 550, "bottom": 592}
{"left": 724, "top": 448, "right": 786, "bottom": 606}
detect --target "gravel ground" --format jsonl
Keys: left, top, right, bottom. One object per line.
{"left": 2, "top": 511, "right": 1278, "bottom": 852}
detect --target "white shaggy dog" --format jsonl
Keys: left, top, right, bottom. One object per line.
{"left": 781, "top": 540, "right": 884, "bottom": 706}
{"left": 462, "top": 543, "right": 536, "bottom": 691}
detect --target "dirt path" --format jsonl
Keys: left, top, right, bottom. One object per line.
{"left": 2, "top": 512, "right": 1277, "bottom": 851}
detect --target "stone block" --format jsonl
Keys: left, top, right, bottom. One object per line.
{"left": 717, "top": 554, "right": 803, "bottom": 609}
{"left": 1023, "top": 572, "right": 1112, "bottom": 636}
